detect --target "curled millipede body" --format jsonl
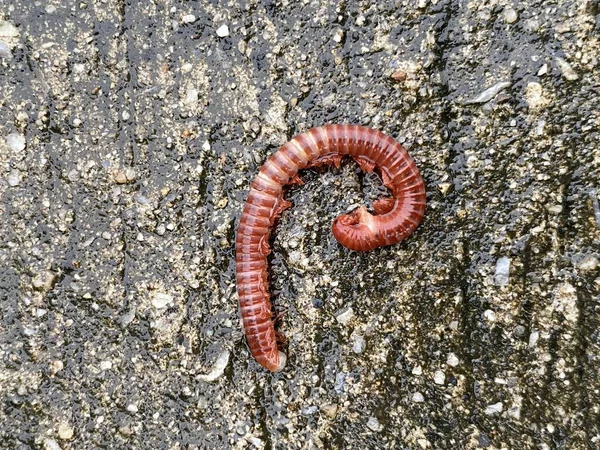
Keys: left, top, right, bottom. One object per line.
{"left": 236, "top": 124, "right": 426, "bottom": 372}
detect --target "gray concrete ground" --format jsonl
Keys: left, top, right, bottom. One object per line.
{"left": 1, "top": 1, "right": 599, "bottom": 449}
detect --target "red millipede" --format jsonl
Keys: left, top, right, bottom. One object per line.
{"left": 236, "top": 124, "right": 426, "bottom": 372}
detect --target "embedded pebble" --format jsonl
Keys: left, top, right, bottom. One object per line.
{"left": 333, "top": 29, "right": 344, "bottom": 43}
{"left": 351, "top": 334, "right": 366, "bottom": 353}
{"left": 503, "top": 7, "right": 518, "bottom": 24}
{"left": 483, "top": 309, "right": 496, "bottom": 322}
{"left": 529, "top": 331, "right": 539, "bottom": 347}
{"left": 5, "top": 132, "right": 26, "bottom": 151}
{"left": 216, "top": 24, "right": 229, "bottom": 37}
{"left": 433, "top": 370, "right": 445, "bottom": 385}
{"left": 367, "top": 416, "right": 383, "bottom": 432}
{"left": 99, "top": 360, "right": 112, "bottom": 371}
{"left": 57, "top": 423, "right": 74, "bottom": 440}
{"left": 320, "top": 403, "right": 338, "bottom": 418}
{"left": 44, "top": 439, "right": 61, "bottom": 450}
{"left": 151, "top": 292, "right": 173, "bottom": 309}
{"left": 182, "top": 14, "right": 196, "bottom": 23}
{"left": 0, "top": 40, "right": 11, "bottom": 59}
{"left": 573, "top": 254, "right": 598, "bottom": 272}
{"left": 485, "top": 402, "right": 503, "bottom": 415}
{"left": 525, "top": 82, "right": 549, "bottom": 110}
{"left": 126, "top": 403, "right": 138, "bottom": 413}
{"left": 494, "top": 256, "right": 510, "bottom": 286}
{"left": 447, "top": 353, "right": 459, "bottom": 367}
{"left": 555, "top": 57, "right": 579, "bottom": 81}
{"left": 7, "top": 170, "right": 21, "bottom": 187}
{"left": 464, "top": 81, "right": 511, "bottom": 105}
{"left": 335, "top": 307, "right": 354, "bottom": 325}
{"left": 412, "top": 365, "right": 423, "bottom": 376}
{"left": 0, "top": 21, "right": 20, "bottom": 39}
{"left": 412, "top": 392, "right": 425, "bottom": 402}
{"left": 198, "top": 350, "right": 230, "bottom": 382}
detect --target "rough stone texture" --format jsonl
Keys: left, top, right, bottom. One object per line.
{"left": 1, "top": 1, "right": 599, "bottom": 449}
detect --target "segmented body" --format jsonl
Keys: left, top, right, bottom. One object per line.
{"left": 236, "top": 124, "right": 426, "bottom": 372}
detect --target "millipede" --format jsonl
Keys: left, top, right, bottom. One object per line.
{"left": 235, "top": 124, "right": 426, "bottom": 372}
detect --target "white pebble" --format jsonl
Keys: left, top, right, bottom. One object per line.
{"left": 529, "top": 330, "right": 539, "bottom": 347}
{"left": 433, "top": 370, "right": 445, "bottom": 385}
{"left": 7, "top": 170, "right": 21, "bottom": 187}
{"left": 483, "top": 309, "right": 496, "bottom": 322}
{"left": 503, "top": 7, "right": 518, "bottom": 24}
{"left": 366, "top": 416, "right": 383, "bottom": 432}
{"left": 43, "top": 439, "right": 61, "bottom": 450}
{"left": 126, "top": 403, "right": 138, "bottom": 413}
{"left": 333, "top": 29, "right": 344, "bottom": 43}
{"left": 99, "top": 360, "right": 112, "bottom": 371}
{"left": 151, "top": 292, "right": 173, "bottom": 309}
{"left": 555, "top": 57, "right": 579, "bottom": 81}
{"left": 0, "top": 41, "right": 11, "bottom": 59}
{"left": 574, "top": 254, "right": 598, "bottom": 272}
{"left": 494, "top": 256, "right": 510, "bottom": 286}
{"left": 412, "top": 365, "right": 423, "bottom": 376}
{"left": 198, "top": 350, "right": 230, "bottom": 381}
{"left": 485, "top": 402, "right": 503, "bottom": 415}
{"left": 57, "top": 422, "right": 74, "bottom": 440}
{"left": 412, "top": 392, "right": 424, "bottom": 402}
{"left": 216, "top": 24, "right": 229, "bottom": 37}
{"left": 351, "top": 334, "right": 366, "bottom": 353}
{"left": 0, "top": 20, "right": 20, "bottom": 38}
{"left": 464, "top": 81, "right": 511, "bottom": 105}
{"left": 5, "top": 132, "right": 26, "bottom": 151}
{"left": 335, "top": 307, "right": 354, "bottom": 325}
{"left": 182, "top": 14, "right": 196, "bottom": 24}
{"left": 447, "top": 353, "right": 459, "bottom": 367}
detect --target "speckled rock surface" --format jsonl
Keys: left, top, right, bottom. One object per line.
{"left": 1, "top": 1, "right": 599, "bottom": 449}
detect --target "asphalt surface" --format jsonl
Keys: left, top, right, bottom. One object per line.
{"left": 1, "top": 1, "right": 599, "bottom": 449}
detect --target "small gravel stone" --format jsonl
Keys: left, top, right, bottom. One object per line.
{"left": 483, "top": 309, "right": 496, "bottom": 322}
{"left": 412, "top": 365, "right": 423, "bottom": 376}
{"left": 320, "top": 403, "right": 338, "bottom": 418}
{"left": 529, "top": 330, "right": 539, "bottom": 347}
{"left": 464, "top": 81, "right": 511, "bottom": 105}
{"left": 99, "top": 360, "right": 112, "bottom": 371}
{"left": 182, "top": 14, "right": 196, "bottom": 23}
{"left": 494, "top": 256, "right": 510, "bottom": 286}
{"left": 351, "top": 334, "right": 366, "bottom": 353}
{"left": 555, "top": 57, "right": 579, "bottom": 81}
{"left": 43, "top": 439, "right": 61, "bottom": 450}
{"left": 433, "top": 370, "right": 445, "bottom": 385}
{"left": 503, "top": 7, "right": 518, "bottom": 24}
{"left": 7, "top": 170, "right": 21, "bottom": 187}
{"left": 333, "top": 29, "right": 344, "bottom": 43}
{"left": 126, "top": 403, "right": 138, "bottom": 413}
{"left": 156, "top": 224, "right": 166, "bottom": 235}
{"left": 447, "top": 353, "right": 459, "bottom": 367}
{"left": 57, "top": 422, "right": 74, "bottom": 440}
{"left": 151, "top": 292, "right": 173, "bottom": 309}
{"left": 0, "top": 40, "right": 11, "bottom": 59}
{"left": 0, "top": 21, "right": 20, "bottom": 38}
{"left": 367, "top": 416, "right": 383, "bottom": 432}
{"left": 525, "top": 82, "right": 549, "bottom": 110}
{"left": 5, "top": 132, "right": 26, "bottom": 151}
{"left": 216, "top": 24, "right": 229, "bottom": 37}
{"left": 198, "top": 350, "right": 230, "bottom": 382}
{"left": 335, "top": 307, "right": 354, "bottom": 325}
{"left": 573, "top": 254, "right": 599, "bottom": 272}
{"left": 485, "top": 402, "right": 503, "bottom": 415}
{"left": 412, "top": 392, "right": 425, "bottom": 402}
